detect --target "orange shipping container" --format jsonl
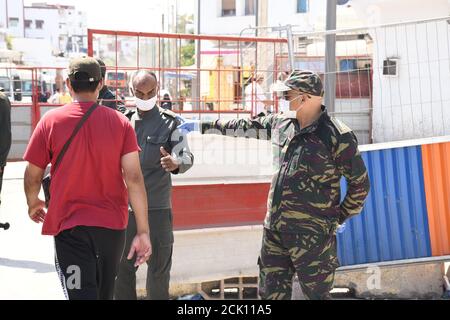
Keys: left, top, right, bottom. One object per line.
{"left": 422, "top": 142, "right": 450, "bottom": 256}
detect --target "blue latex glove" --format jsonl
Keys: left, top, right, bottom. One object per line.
{"left": 337, "top": 222, "right": 346, "bottom": 234}
{"left": 176, "top": 115, "right": 200, "bottom": 133}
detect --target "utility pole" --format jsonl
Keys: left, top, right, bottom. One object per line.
{"left": 255, "top": 0, "right": 259, "bottom": 36}
{"left": 324, "top": 0, "right": 337, "bottom": 113}
{"left": 196, "top": 0, "right": 201, "bottom": 110}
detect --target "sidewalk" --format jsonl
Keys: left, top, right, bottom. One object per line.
{"left": 0, "top": 162, "right": 65, "bottom": 300}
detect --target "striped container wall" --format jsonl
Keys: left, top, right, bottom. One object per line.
{"left": 337, "top": 145, "right": 432, "bottom": 266}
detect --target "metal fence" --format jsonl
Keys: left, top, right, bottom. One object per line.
{"left": 284, "top": 16, "right": 450, "bottom": 144}
{"left": 87, "top": 29, "right": 289, "bottom": 119}
{"left": 5, "top": 17, "right": 450, "bottom": 159}
{"left": 1, "top": 66, "right": 67, "bottom": 159}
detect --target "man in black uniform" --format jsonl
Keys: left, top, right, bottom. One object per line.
{"left": 96, "top": 58, "right": 127, "bottom": 114}
{"left": 0, "top": 90, "right": 12, "bottom": 204}
{"left": 114, "top": 70, "right": 194, "bottom": 300}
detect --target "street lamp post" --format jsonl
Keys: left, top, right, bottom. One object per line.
{"left": 325, "top": 0, "right": 337, "bottom": 114}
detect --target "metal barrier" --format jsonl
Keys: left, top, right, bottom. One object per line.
{"left": 87, "top": 29, "right": 290, "bottom": 118}
{"left": 87, "top": 28, "right": 374, "bottom": 144}
{"left": 1, "top": 66, "right": 66, "bottom": 159}
{"left": 6, "top": 17, "right": 450, "bottom": 159}
{"left": 284, "top": 16, "right": 450, "bottom": 143}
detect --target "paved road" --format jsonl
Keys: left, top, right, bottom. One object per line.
{"left": 0, "top": 162, "right": 65, "bottom": 300}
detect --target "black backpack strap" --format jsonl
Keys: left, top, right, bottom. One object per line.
{"left": 52, "top": 103, "right": 98, "bottom": 173}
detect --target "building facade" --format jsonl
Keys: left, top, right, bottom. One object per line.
{"left": 0, "top": 0, "right": 25, "bottom": 38}
{"left": 198, "top": 0, "right": 363, "bottom": 35}
{"left": 0, "top": 1, "right": 87, "bottom": 54}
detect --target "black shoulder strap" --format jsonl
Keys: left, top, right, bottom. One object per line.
{"left": 52, "top": 103, "right": 98, "bottom": 173}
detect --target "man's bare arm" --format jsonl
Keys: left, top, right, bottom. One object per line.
{"left": 121, "top": 151, "right": 151, "bottom": 266}
{"left": 24, "top": 163, "right": 46, "bottom": 223}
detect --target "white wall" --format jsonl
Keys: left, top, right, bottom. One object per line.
{"left": 24, "top": 7, "right": 59, "bottom": 50}
{"left": 200, "top": 0, "right": 256, "bottom": 35}
{"left": 351, "top": 0, "right": 450, "bottom": 26}
{"left": 352, "top": 0, "right": 450, "bottom": 142}
{"left": 23, "top": 6, "right": 87, "bottom": 53}
{"left": 0, "top": 0, "right": 6, "bottom": 29}
{"left": 199, "top": 0, "right": 363, "bottom": 36}
{"left": 0, "top": 0, "right": 25, "bottom": 38}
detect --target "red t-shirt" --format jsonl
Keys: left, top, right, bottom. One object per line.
{"left": 24, "top": 102, "right": 140, "bottom": 236}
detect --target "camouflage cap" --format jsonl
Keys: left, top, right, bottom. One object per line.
{"left": 68, "top": 56, "right": 102, "bottom": 82}
{"left": 272, "top": 70, "right": 324, "bottom": 97}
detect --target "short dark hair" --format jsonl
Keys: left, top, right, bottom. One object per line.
{"left": 132, "top": 70, "right": 158, "bottom": 88}
{"left": 70, "top": 72, "right": 100, "bottom": 93}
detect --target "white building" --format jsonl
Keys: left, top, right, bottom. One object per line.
{"left": 0, "top": 1, "right": 87, "bottom": 55}
{"left": 198, "top": 0, "right": 363, "bottom": 36}
{"left": 24, "top": 3, "right": 88, "bottom": 54}
{"left": 24, "top": 4, "right": 59, "bottom": 50}
{"left": 351, "top": 0, "right": 450, "bottom": 142}
{"left": 0, "top": 0, "right": 25, "bottom": 38}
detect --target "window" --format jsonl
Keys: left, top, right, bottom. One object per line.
{"left": 383, "top": 58, "right": 399, "bottom": 76}
{"left": 9, "top": 18, "right": 19, "bottom": 27}
{"left": 221, "top": 0, "right": 236, "bottom": 17}
{"left": 297, "top": 0, "right": 309, "bottom": 13}
{"left": 24, "top": 20, "right": 32, "bottom": 28}
{"left": 340, "top": 59, "right": 357, "bottom": 72}
{"left": 107, "top": 73, "right": 125, "bottom": 81}
{"left": 245, "top": 0, "right": 256, "bottom": 15}
{"left": 36, "top": 20, "right": 44, "bottom": 29}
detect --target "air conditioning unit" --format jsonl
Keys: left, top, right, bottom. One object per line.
{"left": 382, "top": 58, "right": 399, "bottom": 77}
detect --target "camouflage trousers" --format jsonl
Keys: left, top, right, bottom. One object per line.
{"left": 258, "top": 220, "right": 339, "bottom": 300}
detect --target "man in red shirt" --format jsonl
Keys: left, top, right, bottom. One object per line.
{"left": 23, "top": 57, "right": 151, "bottom": 300}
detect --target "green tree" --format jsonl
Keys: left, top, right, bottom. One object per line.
{"left": 178, "top": 14, "right": 195, "bottom": 67}
{"left": 181, "top": 43, "right": 195, "bottom": 66}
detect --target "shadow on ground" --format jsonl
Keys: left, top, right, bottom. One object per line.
{"left": 0, "top": 257, "right": 55, "bottom": 274}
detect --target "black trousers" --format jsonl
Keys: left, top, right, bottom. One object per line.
{"left": 54, "top": 226, "right": 126, "bottom": 300}
{"left": 114, "top": 209, "right": 174, "bottom": 300}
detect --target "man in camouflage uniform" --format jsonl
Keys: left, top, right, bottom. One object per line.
{"left": 180, "top": 70, "right": 370, "bottom": 300}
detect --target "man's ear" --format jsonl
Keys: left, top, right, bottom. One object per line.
{"left": 66, "top": 78, "right": 72, "bottom": 93}
{"left": 97, "top": 79, "right": 103, "bottom": 91}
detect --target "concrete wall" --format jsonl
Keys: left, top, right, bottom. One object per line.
{"left": 9, "top": 106, "right": 31, "bottom": 160}
{"left": 334, "top": 98, "right": 371, "bottom": 144}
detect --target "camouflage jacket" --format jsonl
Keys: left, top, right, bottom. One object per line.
{"left": 201, "top": 106, "right": 370, "bottom": 233}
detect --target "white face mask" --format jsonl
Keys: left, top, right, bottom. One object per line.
{"left": 135, "top": 95, "right": 157, "bottom": 111}
{"left": 282, "top": 94, "right": 304, "bottom": 119}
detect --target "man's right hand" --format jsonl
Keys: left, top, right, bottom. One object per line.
{"left": 28, "top": 198, "right": 46, "bottom": 224}
{"left": 127, "top": 232, "right": 152, "bottom": 267}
